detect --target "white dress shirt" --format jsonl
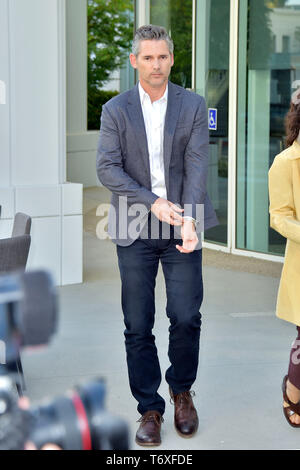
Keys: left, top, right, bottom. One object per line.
{"left": 139, "top": 82, "right": 168, "bottom": 200}
{"left": 138, "top": 82, "right": 198, "bottom": 232}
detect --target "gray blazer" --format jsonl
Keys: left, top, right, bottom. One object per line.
{"left": 97, "top": 81, "right": 218, "bottom": 246}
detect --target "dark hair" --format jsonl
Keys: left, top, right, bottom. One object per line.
{"left": 285, "top": 90, "right": 300, "bottom": 147}
{"left": 132, "top": 24, "right": 174, "bottom": 56}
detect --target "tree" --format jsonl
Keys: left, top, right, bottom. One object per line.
{"left": 248, "top": 0, "right": 273, "bottom": 70}
{"left": 150, "top": 0, "right": 193, "bottom": 88}
{"left": 88, "top": 0, "right": 134, "bottom": 90}
{"left": 87, "top": 0, "right": 134, "bottom": 129}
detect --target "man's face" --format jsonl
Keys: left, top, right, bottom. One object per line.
{"left": 130, "top": 39, "right": 174, "bottom": 89}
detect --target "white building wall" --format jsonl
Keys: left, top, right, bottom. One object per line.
{"left": 270, "top": 8, "right": 300, "bottom": 54}
{"left": 66, "top": 0, "right": 100, "bottom": 188}
{"left": 0, "top": 0, "right": 83, "bottom": 286}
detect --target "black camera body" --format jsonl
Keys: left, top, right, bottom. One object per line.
{"left": 0, "top": 375, "right": 129, "bottom": 450}
{"left": 0, "top": 270, "right": 57, "bottom": 387}
{"left": 0, "top": 271, "right": 129, "bottom": 450}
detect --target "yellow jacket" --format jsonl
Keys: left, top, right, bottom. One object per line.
{"left": 269, "top": 139, "right": 300, "bottom": 326}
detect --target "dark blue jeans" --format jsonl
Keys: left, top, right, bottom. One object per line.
{"left": 116, "top": 224, "right": 203, "bottom": 416}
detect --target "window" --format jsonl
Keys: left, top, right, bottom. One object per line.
{"left": 150, "top": 0, "right": 193, "bottom": 89}
{"left": 196, "top": 0, "right": 230, "bottom": 246}
{"left": 236, "top": 0, "right": 300, "bottom": 255}
{"left": 282, "top": 35, "right": 290, "bottom": 53}
{"left": 87, "top": 0, "right": 135, "bottom": 130}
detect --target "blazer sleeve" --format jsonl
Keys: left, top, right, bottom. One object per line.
{"left": 181, "top": 96, "right": 209, "bottom": 221}
{"left": 97, "top": 104, "right": 159, "bottom": 210}
{"left": 269, "top": 155, "right": 300, "bottom": 244}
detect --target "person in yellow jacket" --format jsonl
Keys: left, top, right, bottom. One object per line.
{"left": 269, "top": 92, "right": 300, "bottom": 427}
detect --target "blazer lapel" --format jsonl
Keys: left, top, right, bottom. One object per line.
{"left": 163, "top": 82, "right": 183, "bottom": 191}
{"left": 127, "top": 84, "right": 151, "bottom": 180}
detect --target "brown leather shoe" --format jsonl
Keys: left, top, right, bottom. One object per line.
{"left": 135, "top": 410, "right": 163, "bottom": 446}
{"left": 169, "top": 387, "right": 198, "bottom": 438}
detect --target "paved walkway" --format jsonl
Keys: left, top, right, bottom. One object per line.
{"left": 21, "top": 188, "right": 299, "bottom": 450}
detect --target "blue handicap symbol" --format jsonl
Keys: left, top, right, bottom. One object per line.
{"left": 208, "top": 108, "right": 217, "bottom": 131}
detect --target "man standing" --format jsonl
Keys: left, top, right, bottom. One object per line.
{"left": 97, "top": 25, "right": 218, "bottom": 446}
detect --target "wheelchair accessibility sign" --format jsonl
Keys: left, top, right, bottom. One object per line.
{"left": 208, "top": 108, "right": 217, "bottom": 131}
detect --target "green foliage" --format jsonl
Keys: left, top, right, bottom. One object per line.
{"left": 150, "top": 0, "right": 193, "bottom": 88}
{"left": 209, "top": 0, "right": 230, "bottom": 70}
{"left": 248, "top": 0, "right": 273, "bottom": 70}
{"left": 87, "top": 0, "right": 134, "bottom": 129}
{"left": 88, "top": 0, "right": 134, "bottom": 90}
{"left": 87, "top": 0, "right": 195, "bottom": 129}
{"left": 218, "top": 157, "right": 228, "bottom": 178}
{"left": 88, "top": 89, "right": 119, "bottom": 131}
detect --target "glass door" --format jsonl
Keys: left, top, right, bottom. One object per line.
{"left": 150, "top": 0, "right": 230, "bottom": 246}
{"left": 236, "top": 0, "right": 300, "bottom": 255}
{"left": 195, "top": 0, "right": 230, "bottom": 246}
{"left": 150, "top": 0, "right": 193, "bottom": 88}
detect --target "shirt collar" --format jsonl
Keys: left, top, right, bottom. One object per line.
{"left": 138, "top": 82, "right": 168, "bottom": 105}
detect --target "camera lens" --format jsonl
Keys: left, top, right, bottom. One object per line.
{"left": 29, "top": 378, "right": 123, "bottom": 450}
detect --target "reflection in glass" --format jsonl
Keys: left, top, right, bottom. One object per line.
{"left": 150, "top": 0, "right": 229, "bottom": 245}
{"left": 150, "top": 0, "right": 193, "bottom": 88}
{"left": 87, "top": 0, "right": 134, "bottom": 130}
{"left": 196, "top": 0, "right": 230, "bottom": 245}
{"left": 237, "top": 0, "right": 300, "bottom": 255}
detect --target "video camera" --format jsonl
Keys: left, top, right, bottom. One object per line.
{"left": 0, "top": 271, "right": 129, "bottom": 450}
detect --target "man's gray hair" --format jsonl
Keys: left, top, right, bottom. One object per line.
{"left": 132, "top": 24, "right": 174, "bottom": 56}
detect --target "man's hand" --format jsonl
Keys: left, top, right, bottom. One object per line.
{"left": 176, "top": 219, "right": 199, "bottom": 254}
{"left": 151, "top": 198, "right": 184, "bottom": 226}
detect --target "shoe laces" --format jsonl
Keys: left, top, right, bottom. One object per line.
{"left": 170, "top": 390, "right": 195, "bottom": 405}
{"left": 137, "top": 412, "right": 164, "bottom": 424}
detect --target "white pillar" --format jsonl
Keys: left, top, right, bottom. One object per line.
{"left": 0, "top": 0, "right": 83, "bottom": 286}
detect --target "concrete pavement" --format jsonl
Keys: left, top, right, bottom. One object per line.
{"left": 21, "top": 187, "right": 299, "bottom": 450}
